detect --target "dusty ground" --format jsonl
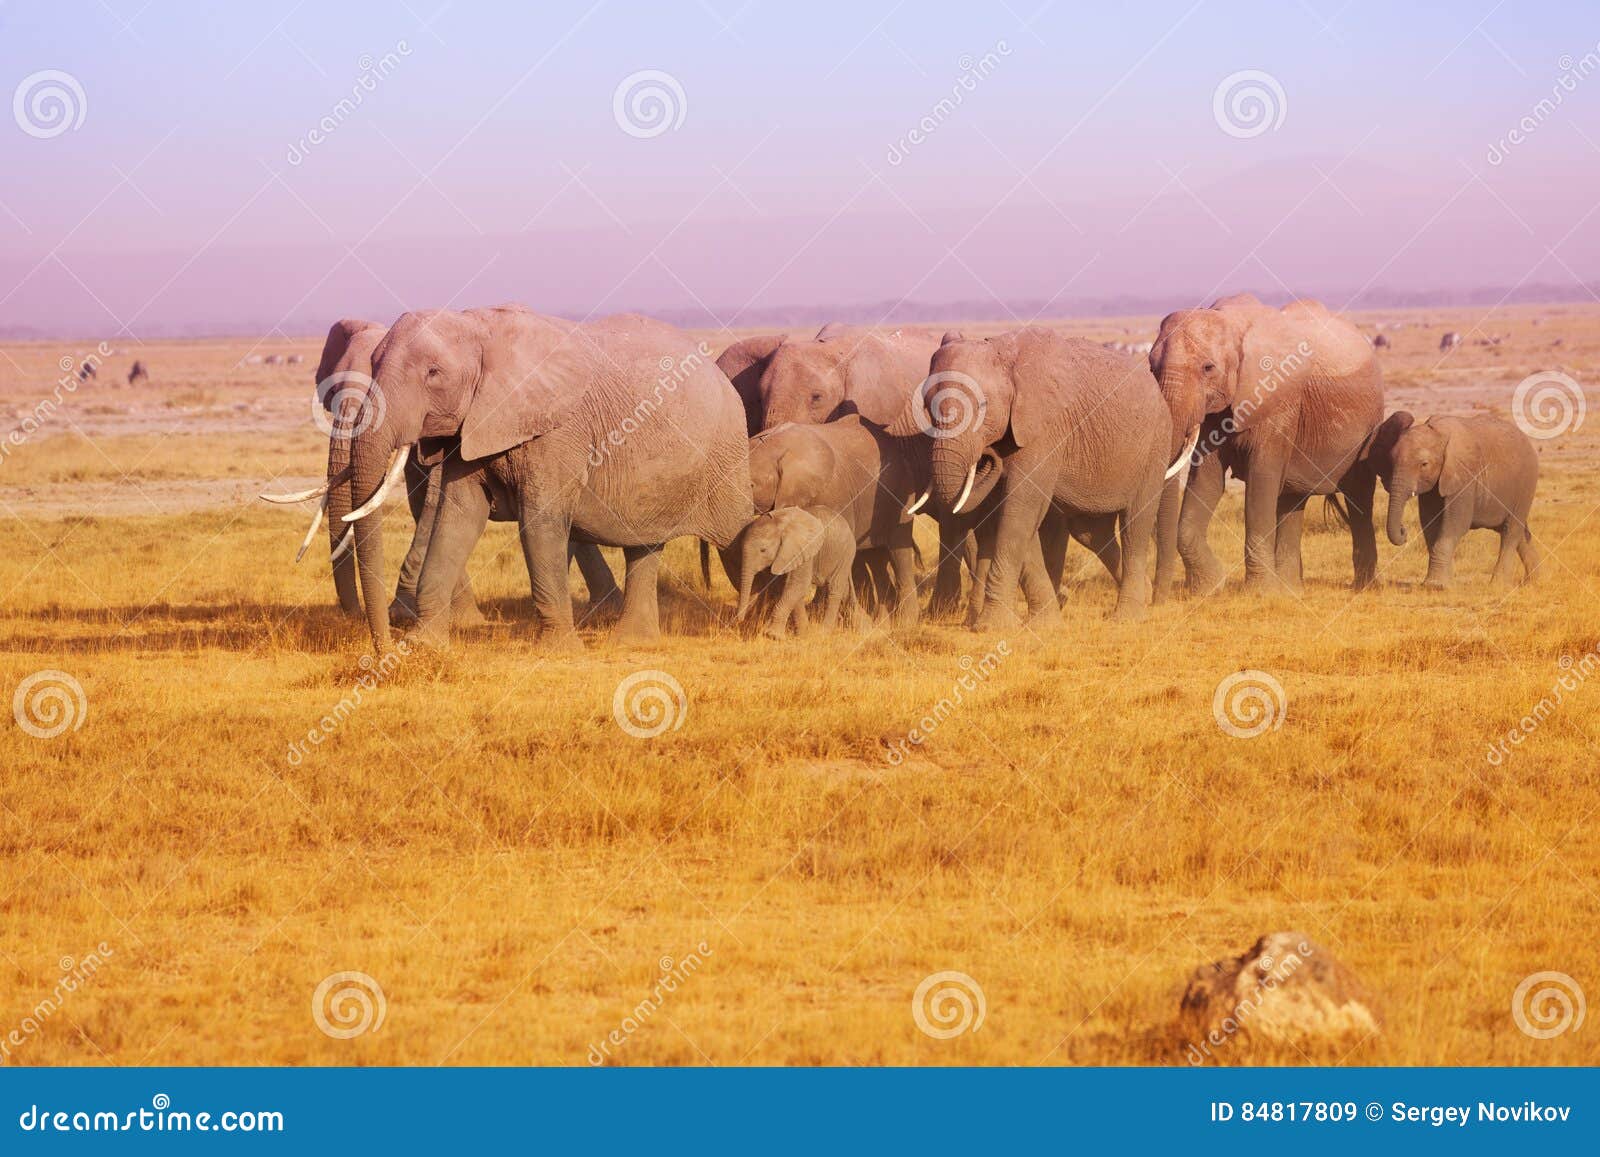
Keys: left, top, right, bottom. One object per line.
{"left": 0, "top": 306, "right": 1596, "bottom": 1066}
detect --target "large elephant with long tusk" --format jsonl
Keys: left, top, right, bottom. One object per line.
{"left": 260, "top": 318, "right": 620, "bottom": 632}
{"left": 1148, "top": 294, "right": 1382, "bottom": 595}
{"left": 342, "top": 307, "right": 751, "bottom": 653}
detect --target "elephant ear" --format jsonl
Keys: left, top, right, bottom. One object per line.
{"left": 1436, "top": 421, "right": 1479, "bottom": 497}
{"left": 770, "top": 507, "right": 825, "bottom": 576}
{"left": 1001, "top": 331, "right": 1053, "bottom": 448}
{"left": 1360, "top": 411, "right": 1413, "bottom": 467}
{"left": 459, "top": 309, "right": 589, "bottom": 462}
{"left": 837, "top": 337, "right": 906, "bottom": 424}
{"left": 315, "top": 319, "right": 379, "bottom": 401}
{"left": 716, "top": 334, "right": 784, "bottom": 436}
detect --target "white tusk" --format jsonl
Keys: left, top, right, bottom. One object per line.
{"left": 259, "top": 466, "right": 353, "bottom": 504}
{"left": 342, "top": 447, "right": 411, "bottom": 522}
{"left": 1165, "top": 425, "right": 1201, "bottom": 482}
{"left": 294, "top": 496, "right": 327, "bottom": 563}
{"left": 951, "top": 463, "right": 978, "bottom": 515}
{"left": 330, "top": 527, "right": 355, "bottom": 564}
{"left": 905, "top": 485, "right": 931, "bottom": 516}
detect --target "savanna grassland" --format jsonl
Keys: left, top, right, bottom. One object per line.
{"left": 1, "top": 308, "right": 1597, "bottom": 1067}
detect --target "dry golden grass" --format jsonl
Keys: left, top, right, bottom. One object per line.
{"left": 1, "top": 307, "right": 1596, "bottom": 1066}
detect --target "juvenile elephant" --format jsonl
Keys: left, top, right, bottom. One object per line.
{"left": 721, "top": 324, "right": 972, "bottom": 616}
{"left": 742, "top": 414, "right": 928, "bottom": 625}
{"left": 1150, "top": 294, "right": 1383, "bottom": 594}
{"left": 1368, "top": 411, "right": 1541, "bottom": 588}
{"left": 337, "top": 308, "right": 751, "bottom": 652}
{"left": 730, "top": 506, "right": 856, "bottom": 636}
{"left": 911, "top": 329, "right": 1172, "bottom": 626}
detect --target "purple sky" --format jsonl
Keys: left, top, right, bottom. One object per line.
{"left": 3, "top": 1, "right": 1598, "bottom": 336}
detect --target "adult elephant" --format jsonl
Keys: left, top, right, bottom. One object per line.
{"left": 1149, "top": 294, "right": 1382, "bottom": 593}
{"left": 725, "top": 324, "right": 970, "bottom": 615}
{"left": 262, "top": 319, "right": 619, "bottom": 628}
{"left": 915, "top": 329, "right": 1172, "bottom": 626}
{"left": 338, "top": 307, "right": 751, "bottom": 652}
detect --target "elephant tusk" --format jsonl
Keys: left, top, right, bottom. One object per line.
{"left": 294, "top": 496, "right": 327, "bottom": 563}
{"left": 342, "top": 447, "right": 412, "bottom": 522}
{"left": 950, "top": 463, "right": 978, "bottom": 515}
{"left": 1165, "top": 425, "right": 1200, "bottom": 482}
{"left": 905, "top": 485, "right": 931, "bottom": 516}
{"left": 330, "top": 527, "right": 355, "bottom": 564}
{"left": 259, "top": 466, "right": 353, "bottom": 504}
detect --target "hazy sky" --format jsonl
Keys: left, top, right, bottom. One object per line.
{"left": 2, "top": 0, "right": 1598, "bottom": 333}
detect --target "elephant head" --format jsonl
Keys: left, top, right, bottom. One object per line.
{"left": 716, "top": 333, "right": 786, "bottom": 437}
{"left": 757, "top": 330, "right": 904, "bottom": 429}
{"left": 1370, "top": 412, "right": 1471, "bottom": 545}
{"left": 338, "top": 305, "right": 589, "bottom": 651}
{"left": 895, "top": 333, "right": 1021, "bottom": 517}
{"left": 733, "top": 507, "right": 825, "bottom": 622}
{"left": 1147, "top": 305, "right": 1251, "bottom": 451}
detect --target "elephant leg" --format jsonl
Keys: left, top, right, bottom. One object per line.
{"left": 1241, "top": 456, "right": 1288, "bottom": 594}
{"left": 929, "top": 519, "right": 966, "bottom": 618}
{"left": 1489, "top": 524, "right": 1522, "bottom": 588}
{"left": 614, "top": 544, "right": 664, "bottom": 643}
{"left": 1039, "top": 507, "right": 1070, "bottom": 605}
{"left": 517, "top": 514, "right": 578, "bottom": 642}
{"left": 1019, "top": 530, "right": 1060, "bottom": 626}
{"left": 889, "top": 526, "right": 920, "bottom": 627}
{"left": 572, "top": 542, "right": 622, "bottom": 619}
{"left": 413, "top": 469, "right": 492, "bottom": 649}
{"left": 1067, "top": 513, "right": 1120, "bottom": 585}
{"left": 766, "top": 559, "right": 812, "bottom": 638}
{"left": 1273, "top": 492, "right": 1308, "bottom": 595}
{"left": 1422, "top": 497, "right": 1472, "bottom": 589}
{"left": 966, "top": 519, "right": 996, "bottom": 628}
{"left": 1152, "top": 476, "right": 1182, "bottom": 604}
{"left": 1517, "top": 525, "right": 1542, "bottom": 583}
{"left": 1111, "top": 480, "right": 1161, "bottom": 622}
{"left": 1178, "top": 445, "right": 1228, "bottom": 594}
{"left": 391, "top": 454, "right": 435, "bottom": 625}
{"left": 975, "top": 495, "right": 1047, "bottom": 632}
{"left": 1338, "top": 465, "right": 1379, "bottom": 591}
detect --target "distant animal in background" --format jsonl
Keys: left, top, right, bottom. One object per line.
{"left": 286, "top": 354, "right": 304, "bottom": 365}
{"left": 1372, "top": 333, "right": 1390, "bottom": 349}
{"left": 264, "top": 354, "right": 283, "bottom": 365}
{"left": 127, "top": 361, "right": 148, "bottom": 386}
{"left": 1439, "top": 332, "right": 1461, "bottom": 351}
{"left": 76, "top": 362, "right": 95, "bottom": 381}
{"left": 1366, "top": 411, "right": 1541, "bottom": 589}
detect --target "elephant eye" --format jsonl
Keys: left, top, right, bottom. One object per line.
{"left": 426, "top": 366, "right": 442, "bottom": 380}
{"left": 1202, "top": 362, "right": 1216, "bottom": 373}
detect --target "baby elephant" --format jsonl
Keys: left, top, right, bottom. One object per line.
{"left": 1372, "top": 411, "right": 1541, "bottom": 588}
{"left": 731, "top": 507, "right": 856, "bottom": 637}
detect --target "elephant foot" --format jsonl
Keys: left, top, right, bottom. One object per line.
{"left": 1183, "top": 565, "right": 1228, "bottom": 597}
{"left": 409, "top": 618, "right": 451, "bottom": 652}
{"left": 451, "top": 599, "right": 488, "bottom": 629}
{"left": 1023, "top": 602, "right": 1062, "bottom": 630}
{"left": 586, "top": 590, "right": 625, "bottom": 623}
{"left": 972, "top": 603, "right": 1022, "bottom": 634}
{"left": 1109, "top": 598, "right": 1149, "bottom": 623}
{"left": 1423, "top": 577, "right": 1452, "bottom": 592}
{"left": 1242, "top": 571, "right": 1296, "bottom": 598}
{"left": 612, "top": 618, "right": 661, "bottom": 645}
{"left": 388, "top": 593, "right": 420, "bottom": 627}
{"left": 539, "top": 627, "right": 586, "bottom": 652}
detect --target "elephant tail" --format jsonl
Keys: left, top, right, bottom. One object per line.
{"left": 1322, "top": 493, "right": 1351, "bottom": 530}
{"left": 700, "top": 539, "right": 712, "bottom": 588}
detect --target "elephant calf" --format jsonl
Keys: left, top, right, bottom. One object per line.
{"left": 1370, "top": 411, "right": 1541, "bottom": 589}
{"left": 730, "top": 507, "right": 856, "bottom": 637}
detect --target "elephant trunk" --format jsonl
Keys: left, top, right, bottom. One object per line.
{"left": 733, "top": 550, "right": 756, "bottom": 623}
{"left": 930, "top": 435, "right": 979, "bottom": 512}
{"left": 325, "top": 418, "right": 361, "bottom": 617}
{"left": 349, "top": 433, "right": 397, "bottom": 652}
{"left": 1386, "top": 468, "right": 1415, "bottom": 546}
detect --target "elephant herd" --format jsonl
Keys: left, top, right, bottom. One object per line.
{"left": 262, "top": 294, "right": 1542, "bottom": 654}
